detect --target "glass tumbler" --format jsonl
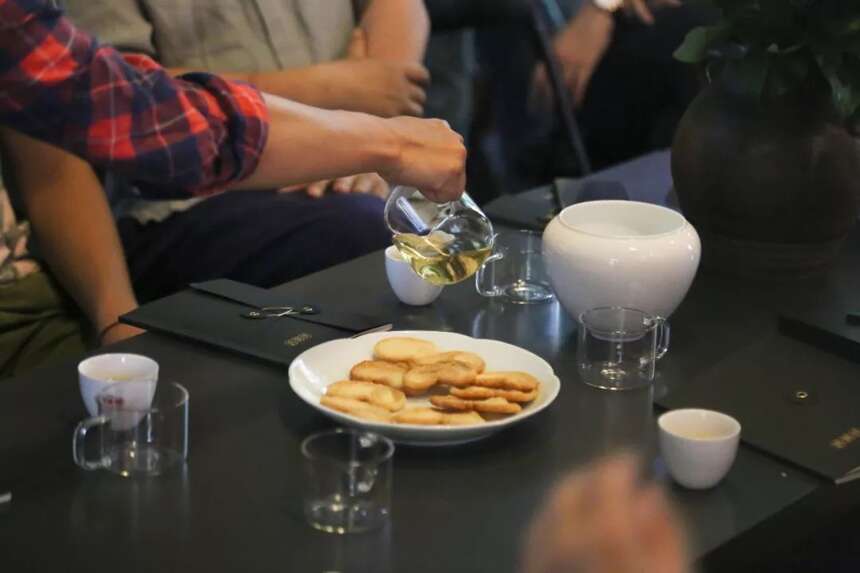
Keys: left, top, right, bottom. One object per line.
{"left": 301, "top": 428, "right": 394, "bottom": 534}
{"left": 577, "top": 307, "right": 670, "bottom": 390}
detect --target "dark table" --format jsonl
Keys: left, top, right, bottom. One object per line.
{"left": 1, "top": 152, "right": 858, "bottom": 572}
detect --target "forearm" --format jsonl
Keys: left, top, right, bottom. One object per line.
{"left": 360, "top": 0, "right": 429, "bottom": 62}
{"left": 234, "top": 94, "right": 399, "bottom": 190}
{"left": 0, "top": 129, "right": 138, "bottom": 332}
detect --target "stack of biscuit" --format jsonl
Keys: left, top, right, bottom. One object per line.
{"left": 319, "top": 337, "right": 541, "bottom": 427}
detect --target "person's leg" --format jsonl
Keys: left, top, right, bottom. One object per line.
{"left": 119, "top": 191, "right": 391, "bottom": 302}
{"left": 0, "top": 271, "right": 88, "bottom": 379}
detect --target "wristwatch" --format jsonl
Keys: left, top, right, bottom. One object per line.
{"left": 592, "top": 0, "right": 624, "bottom": 12}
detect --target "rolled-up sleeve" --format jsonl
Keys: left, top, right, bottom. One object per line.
{"left": 0, "top": 0, "right": 269, "bottom": 197}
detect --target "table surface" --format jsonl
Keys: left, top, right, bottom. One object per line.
{"left": 1, "top": 151, "right": 858, "bottom": 572}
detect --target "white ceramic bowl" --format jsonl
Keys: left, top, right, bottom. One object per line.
{"left": 289, "top": 330, "right": 560, "bottom": 446}
{"left": 78, "top": 353, "right": 159, "bottom": 417}
{"left": 384, "top": 246, "right": 444, "bottom": 306}
{"left": 542, "top": 200, "right": 700, "bottom": 319}
{"left": 658, "top": 408, "right": 741, "bottom": 489}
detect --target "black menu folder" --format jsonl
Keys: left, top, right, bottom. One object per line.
{"left": 657, "top": 332, "right": 860, "bottom": 484}
{"left": 120, "top": 284, "right": 388, "bottom": 367}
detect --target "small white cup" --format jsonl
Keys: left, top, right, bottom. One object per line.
{"left": 78, "top": 353, "right": 159, "bottom": 417}
{"left": 658, "top": 408, "right": 741, "bottom": 490}
{"left": 384, "top": 246, "right": 443, "bottom": 306}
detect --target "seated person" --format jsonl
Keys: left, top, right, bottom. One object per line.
{"left": 65, "top": 0, "right": 432, "bottom": 302}
{"left": 0, "top": 129, "right": 143, "bottom": 378}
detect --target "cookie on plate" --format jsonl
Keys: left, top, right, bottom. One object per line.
{"left": 326, "top": 380, "right": 406, "bottom": 412}
{"left": 430, "top": 395, "right": 522, "bottom": 415}
{"left": 373, "top": 337, "right": 437, "bottom": 364}
{"left": 321, "top": 395, "right": 392, "bottom": 422}
{"left": 350, "top": 360, "right": 408, "bottom": 389}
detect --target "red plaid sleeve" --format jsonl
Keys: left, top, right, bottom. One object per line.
{"left": 0, "top": 0, "right": 269, "bottom": 197}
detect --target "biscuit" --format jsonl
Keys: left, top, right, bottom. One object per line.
{"left": 450, "top": 386, "right": 538, "bottom": 403}
{"left": 474, "top": 371, "right": 540, "bottom": 392}
{"left": 373, "top": 337, "right": 437, "bottom": 364}
{"left": 326, "top": 380, "right": 406, "bottom": 412}
{"left": 430, "top": 395, "right": 522, "bottom": 415}
{"left": 392, "top": 407, "right": 445, "bottom": 425}
{"left": 403, "top": 362, "right": 476, "bottom": 393}
{"left": 414, "top": 351, "right": 486, "bottom": 373}
{"left": 349, "top": 360, "right": 408, "bottom": 389}
{"left": 442, "top": 411, "right": 486, "bottom": 426}
{"left": 320, "top": 395, "right": 392, "bottom": 422}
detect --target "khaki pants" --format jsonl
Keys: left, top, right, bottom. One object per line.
{"left": 0, "top": 272, "right": 89, "bottom": 379}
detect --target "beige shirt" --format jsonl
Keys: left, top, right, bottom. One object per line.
{"left": 64, "top": 0, "right": 359, "bottom": 224}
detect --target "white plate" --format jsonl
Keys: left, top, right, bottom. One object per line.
{"left": 289, "top": 330, "right": 560, "bottom": 446}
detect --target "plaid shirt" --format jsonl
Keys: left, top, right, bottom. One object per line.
{"left": 0, "top": 0, "right": 269, "bottom": 197}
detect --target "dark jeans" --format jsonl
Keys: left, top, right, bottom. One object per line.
{"left": 118, "top": 191, "right": 390, "bottom": 303}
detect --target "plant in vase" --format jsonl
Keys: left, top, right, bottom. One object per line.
{"left": 671, "top": 0, "right": 860, "bottom": 277}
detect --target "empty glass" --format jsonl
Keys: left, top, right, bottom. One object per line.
{"left": 384, "top": 186, "right": 494, "bottom": 285}
{"left": 301, "top": 428, "right": 394, "bottom": 534}
{"left": 475, "top": 229, "right": 554, "bottom": 304}
{"left": 577, "top": 307, "right": 670, "bottom": 390}
{"left": 73, "top": 381, "right": 189, "bottom": 477}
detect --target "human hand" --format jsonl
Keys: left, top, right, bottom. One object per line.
{"left": 280, "top": 173, "right": 390, "bottom": 199}
{"left": 622, "top": 0, "right": 681, "bottom": 26}
{"left": 532, "top": 3, "right": 614, "bottom": 109}
{"left": 380, "top": 116, "right": 466, "bottom": 203}
{"left": 521, "top": 454, "right": 688, "bottom": 573}
{"left": 314, "top": 28, "right": 429, "bottom": 118}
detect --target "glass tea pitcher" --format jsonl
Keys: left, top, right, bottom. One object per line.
{"left": 384, "top": 186, "right": 495, "bottom": 285}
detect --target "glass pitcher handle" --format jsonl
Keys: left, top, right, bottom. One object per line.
{"left": 655, "top": 318, "right": 671, "bottom": 360}
{"left": 475, "top": 251, "right": 505, "bottom": 298}
{"left": 72, "top": 416, "right": 109, "bottom": 471}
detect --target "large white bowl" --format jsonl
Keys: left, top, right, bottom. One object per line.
{"left": 289, "top": 330, "right": 560, "bottom": 446}
{"left": 542, "top": 200, "right": 700, "bottom": 319}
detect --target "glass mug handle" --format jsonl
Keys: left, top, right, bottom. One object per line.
{"left": 72, "top": 416, "right": 110, "bottom": 471}
{"left": 475, "top": 249, "right": 505, "bottom": 298}
{"left": 655, "top": 317, "right": 671, "bottom": 360}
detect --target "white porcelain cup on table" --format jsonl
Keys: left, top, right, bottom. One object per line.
{"left": 78, "top": 353, "right": 159, "bottom": 417}
{"left": 384, "top": 246, "right": 443, "bottom": 306}
{"left": 658, "top": 408, "right": 741, "bottom": 490}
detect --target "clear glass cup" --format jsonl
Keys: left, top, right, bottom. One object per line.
{"left": 475, "top": 229, "right": 554, "bottom": 304}
{"left": 73, "top": 381, "right": 189, "bottom": 477}
{"left": 301, "top": 428, "right": 394, "bottom": 534}
{"left": 384, "top": 186, "right": 495, "bottom": 285}
{"left": 577, "top": 307, "right": 670, "bottom": 391}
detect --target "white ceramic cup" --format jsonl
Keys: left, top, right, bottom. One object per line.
{"left": 78, "top": 353, "right": 159, "bottom": 417}
{"left": 658, "top": 408, "right": 741, "bottom": 490}
{"left": 384, "top": 245, "right": 443, "bottom": 306}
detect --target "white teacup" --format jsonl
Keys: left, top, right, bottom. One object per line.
{"left": 78, "top": 353, "right": 159, "bottom": 417}
{"left": 658, "top": 408, "right": 741, "bottom": 490}
{"left": 384, "top": 246, "right": 443, "bottom": 306}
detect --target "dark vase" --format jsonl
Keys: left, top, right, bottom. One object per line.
{"left": 671, "top": 80, "right": 860, "bottom": 278}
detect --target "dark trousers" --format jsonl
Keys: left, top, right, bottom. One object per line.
{"left": 118, "top": 191, "right": 391, "bottom": 303}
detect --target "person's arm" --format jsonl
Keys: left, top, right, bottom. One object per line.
{"left": 236, "top": 94, "right": 465, "bottom": 202}
{"left": 0, "top": 128, "right": 144, "bottom": 345}
{"left": 358, "top": 0, "right": 430, "bottom": 63}
{"left": 0, "top": 0, "right": 268, "bottom": 196}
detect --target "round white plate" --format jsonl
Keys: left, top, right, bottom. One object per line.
{"left": 289, "top": 330, "right": 560, "bottom": 446}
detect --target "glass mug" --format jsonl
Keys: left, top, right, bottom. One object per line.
{"left": 384, "top": 186, "right": 495, "bottom": 285}
{"left": 577, "top": 307, "right": 670, "bottom": 391}
{"left": 475, "top": 230, "right": 554, "bottom": 304}
{"left": 73, "top": 381, "right": 189, "bottom": 477}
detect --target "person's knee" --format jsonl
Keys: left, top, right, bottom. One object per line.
{"left": 315, "top": 194, "right": 390, "bottom": 254}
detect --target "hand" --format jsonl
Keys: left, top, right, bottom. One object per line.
{"left": 313, "top": 29, "right": 429, "bottom": 118}
{"left": 521, "top": 454, "right": 688, "bottom": 573}
{"left": 98, "top": 322, "right": 145, "bottom": 346}
{"left": 532, "top": 3, "right": 614, "bottom": 109}
{"left": 280, "top": 173, "right": 390, "bottom": 199}
{"left": 380, "top": 116, "right": 466, "bottom": 203}
{"left": 622, "top": 0, "right": 681, "bottom": 26}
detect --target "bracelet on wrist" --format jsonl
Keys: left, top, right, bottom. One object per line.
{"left": 97, "top": 320, "right": 122, "bottom": 343}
